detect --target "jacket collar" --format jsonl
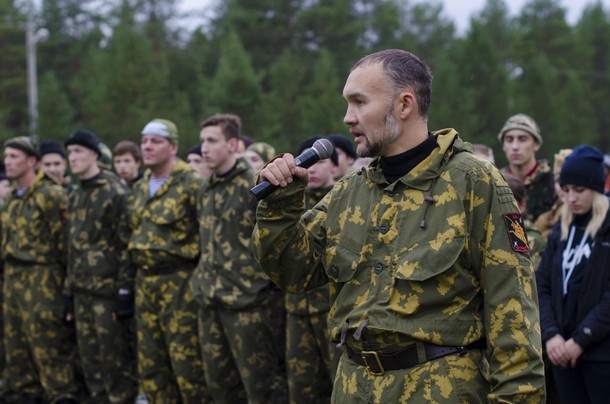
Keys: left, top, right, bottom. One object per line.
{"left": 208, "top": 157, "right": 251, "bottom": 186}
{"left": 365, "top": 128, "right": 465, "bottom": 191}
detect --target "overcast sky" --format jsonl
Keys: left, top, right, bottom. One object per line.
{"left": 179, "top": 0, "right": 608, "bottom": 35}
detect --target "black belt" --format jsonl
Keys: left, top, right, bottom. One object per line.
{"left": 345, "top": 339, "right": 486, "bottom": 375}
{"left": 139, "top": 260, "right": 197, "bottom": 277}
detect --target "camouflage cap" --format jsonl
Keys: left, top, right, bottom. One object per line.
{"left": 247, "top": 142, "right": 276, "bottom": 163}
{"left": 141, "top": 118, "right": 179, "bottom": 145}
{"left": 553, "top": 149, "right": 572, "bottom": 175}
{"left": 98, "top": 142, "right": 113, "bottom": 170}
{"left": 498, "top": 113, "right": 542, "bottom": 145}
{"left": 4, "top": 136, "right": 40, "bottom": 160}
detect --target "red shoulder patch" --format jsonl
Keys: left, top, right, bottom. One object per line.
{"left": 502, "top": 213, "right": 530, "bottom": 253}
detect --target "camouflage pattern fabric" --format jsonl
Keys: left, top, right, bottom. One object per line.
{"left": 501, "top": 159, "right": 556, "bottom": 223}
{"left": 285, "top": 186, "right": 337, "bottom": 404}
{"left": 535, "top": 200, "right": 563, "bottom": 240}
{"left": 74, "top": 294, "right": 137, "bottom": 403}
{"left": 0, "top": 173, "right": 78, "bottom": 402}
{"left": 128, "top": 159, "right": 203, "bottom": 269}
{"left": 67, "top": 170, "right": 137, "bottom": 402}
{"left": 67, "top": 170, "right": 133, "bottom": 293}
{"left": 191, "top": 158, "right": 274, "bottom": 309}
{"left": 128, "top": 159, "right": 209, "bottom": 403}
{"left": 191, "top": 158, "right": 287, "bottom": 403}
{"left": 332, "top": 347, "right": 491, "bottom": 403}
{"left": 253, "top": 129, "right": 545, "bottom": 402}
{"left": 136, "top": 270, "right": 209, "bottom": 403}
{"left": 525, "top": 219, "right": 545, "bottom": 270}
{"left": 198, "top": 300, "right": 286, "bottom": 404}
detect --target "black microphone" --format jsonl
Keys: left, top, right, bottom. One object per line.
{"left": 250, "top": 138, "right": 335, "bottom": 200}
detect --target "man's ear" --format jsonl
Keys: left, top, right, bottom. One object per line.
{"left": 398, "top": 89, "right": 416, "bottom": 119}
{"left": 228, "top": 137, "right": 239, "bottom": 153}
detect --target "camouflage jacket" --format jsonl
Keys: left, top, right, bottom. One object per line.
{"left": 501, "top": 160, "right": 556, "bottom": 223}
{"left": 286, "top": 187, "right": 332, "bottom": 316}
{"left": 67, "top": 170, "right": 132, "bottom": 296}
{"left": 525, "top": 218, "right": 545, "bottom": 270}
{"left": 1, "top": 171, "right": 68, "bottom": 268}
{"left": 253, "top": 129, "right": 545, "bottom": 402}
{"left": 191, "top": 158, "right": 271, "bottom": 309}
{"left": 128, "top": 159, "right": 202, "bottom": 269}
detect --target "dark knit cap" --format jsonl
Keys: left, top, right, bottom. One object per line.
{"left": 328, "top": 134, "right": 357, "bottom": 159}
{"left": 560, "top": 144, "right": 605, "bottom": 194}
{"left": 187, "top": 144, "right": 202, "bottom": 157}
{"left": 298, "top": 135, "right": 338, "bottom": 166}
{"left": 4, "top": 136, "right": 40, "bottom": 159}
{"left": 64, "top": 130, "right": 101, "bottom": 158}
{"left": 40, "top": 140, "right": 65, "bottom": 158}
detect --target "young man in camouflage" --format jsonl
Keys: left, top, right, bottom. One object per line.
{"left": 499, "top": 113, "right": 556, "bottom": 222}
{"left": 127, "top": 119, "right": 209, "bottom": 403}
{"left": 253, "top": 49, "right": 545, "bottom": 402}
{"left": 285, "top": 136, "right": 340, "bottom": 404}
{"left": 64, "top": 130, "right": 137, "bottom": 403}
{"left": 191, "top": 114, "right": 287, "bottom": 403}
{"left": 1, "top": 137, "right": 79, "bottom": 403}
{"left": 113, "top": 140, "right": 142, "bottom": 188}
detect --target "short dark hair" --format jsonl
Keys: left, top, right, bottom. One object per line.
{"left": 352, "top": 49, "right": 433, "bottom": 119}
{"left": 113, "top": 140, "right": 142, "bottom": 163}
{"left": 504, "top": 173, "right": 526, "bottom": 205}
{"left": 200, "top": 114, "right": 241, "bottom": 140}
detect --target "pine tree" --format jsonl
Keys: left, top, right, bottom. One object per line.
{"left": 0, "top": 0, "right": 28, "bottom": 137}
{"left": 204, "top": 30, "right": 265, "bottom": 136}
{"left": 38, "top": 71, "right": 75, "bottom": 140}
{"left": 297, "top": 50, "right": 347, "bottom": 149}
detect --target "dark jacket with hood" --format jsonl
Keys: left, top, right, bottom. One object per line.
{"left": 537, "top": 200, "right": 610, "bottom": 361}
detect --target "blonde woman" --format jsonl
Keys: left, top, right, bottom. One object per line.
{"left": 537, "top": 144, "right": 610, "bottom": 403}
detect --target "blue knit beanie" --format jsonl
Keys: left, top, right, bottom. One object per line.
{"left": 560, "top": 145, "right": 605, "bottom": 193}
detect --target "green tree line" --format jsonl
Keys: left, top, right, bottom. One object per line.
{"left": 1, "top": 0, "right": 609, "bottom": 164}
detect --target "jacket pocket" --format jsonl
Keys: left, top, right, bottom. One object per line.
{"left": 394, "top": 236, "right": 465, "bottom": 281}
{"left": 325, "top": 242, "right": 359, "bottom": 283}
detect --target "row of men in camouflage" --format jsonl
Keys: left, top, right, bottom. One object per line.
{"left": 0, "top": 106, "right": 367, "bottom": 404}
{"left": 3, "top": 48, "right": 603, "bottom": 404}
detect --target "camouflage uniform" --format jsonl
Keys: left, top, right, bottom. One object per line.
{"left": 127, "top": 159, "right": 210, "bottom": 403}
{"left": 190, "top": 158, "right": 287, "bottom": 403}
{"left": 501, "top": 159, "right": 556, "bottom": 223}
{"left": 285, "top": 187, "right": 337, "bottom": 404}
{"left": 253, "top": 130, "right": 545, "bottom": 403}
{"left": 67, "top": 170, "right": 137, "bottom": 403}
{"left": 0, "top": 172, "right": 79, "bottom": 402}
{"left": 524, "top": 219, "right": 545, "bottom": 270}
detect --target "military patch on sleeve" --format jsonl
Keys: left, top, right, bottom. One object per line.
{"left": 502, "top": 213, "right": 530, "bottom": 253}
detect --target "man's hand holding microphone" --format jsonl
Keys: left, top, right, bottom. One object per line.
{"left": 251, "top": 138, "right": 335, "bottom": 200}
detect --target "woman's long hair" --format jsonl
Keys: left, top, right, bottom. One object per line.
{"left": 561, "top": 192, "right": 610, "bottom": 240}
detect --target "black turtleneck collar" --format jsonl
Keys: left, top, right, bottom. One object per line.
{"left": 380, "top": 133, "right": 437, "bottom": 183}
{"left": 80, "top": 171, "right": 102, "bottom": 186}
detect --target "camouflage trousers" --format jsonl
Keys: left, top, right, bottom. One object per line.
{"left": 269, "top": 285, "right": 287, "bottom": 374}
{"left": 198, "top": 302, "right": 288, "bottom": 404}
{"left": 2, "top": 262, "right": 78, "bottom": 402}
{"left": 136, "top": 269, "right": 210, "bottom": 403}
{"left": 286, "top": 312, "right": 338, "bottom": 404}
{"left": 74, "top": 292, "right": 138, "bottom": 403}
{"left": 332, "top": 348, "right": 489, "bottom": 403}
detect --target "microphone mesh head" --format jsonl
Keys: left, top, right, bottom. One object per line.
{"left": 312, "top": 138, "right": 335, "bottom": 160}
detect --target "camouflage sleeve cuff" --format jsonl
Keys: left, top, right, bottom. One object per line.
{"left": 257, "top": 178, "right": 307, "bottom": 211}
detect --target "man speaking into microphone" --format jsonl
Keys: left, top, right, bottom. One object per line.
{"left": 252, "top": 49, "right": 545, "bottom": 403}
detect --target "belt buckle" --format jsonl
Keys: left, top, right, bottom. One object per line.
{"left": 361, "top": 350, "right": 384, "bottom": 376}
